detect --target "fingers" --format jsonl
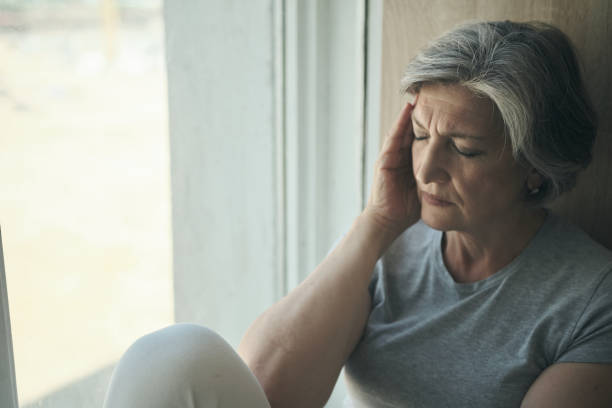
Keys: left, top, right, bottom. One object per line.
{"left": 382, "top": 101, "right": 414, "bottom": 152}
{"left": 402, "top": 94, "right": 418, "bottom": 148}
{"left": 390, "top": 101, "right": 414, "bottom": 138}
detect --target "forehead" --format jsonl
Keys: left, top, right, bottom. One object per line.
{"left": 413, "top": 84, "right": 502, "bottom": 137}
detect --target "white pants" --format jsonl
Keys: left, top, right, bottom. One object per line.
{"left": 103, "top": 323, "right": 271, "bottom": 408}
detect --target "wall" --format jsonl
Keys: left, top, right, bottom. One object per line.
{"left": 165, "top": 0, "right": 281, "bottom": 345}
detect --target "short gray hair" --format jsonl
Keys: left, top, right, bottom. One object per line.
{"left": 401, "top": 20, "right": 597, "bottom": 204}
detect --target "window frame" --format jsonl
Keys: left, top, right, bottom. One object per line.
{"left": 0, "top": 229, "right": 19, "bottom": 408}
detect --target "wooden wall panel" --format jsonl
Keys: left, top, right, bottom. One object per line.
{"left": 380, "top": 0, "right": 612, "bottom": 248}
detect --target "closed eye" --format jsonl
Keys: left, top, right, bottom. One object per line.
{"left": 451, "top": 142, "right": 483, "bottom": 157}
{"left": 413, "top": 134, "right": 483, "bottom": 158}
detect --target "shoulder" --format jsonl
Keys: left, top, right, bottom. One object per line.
{"left": 515, "top": 212, "right": 612, "bottom": 309}
{"left": 525, "top": 212, "right": 612, "bottom": 280}
{"left": 545, "top": 213, "right": 612, "bottom": 261}
{"left": 528, "top": 213, "right": 612, "bottom": 364}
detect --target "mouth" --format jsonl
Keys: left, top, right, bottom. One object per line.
{"left": 421, "top": 191, "right": 453, "bottom": 207}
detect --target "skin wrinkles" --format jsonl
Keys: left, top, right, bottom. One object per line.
{"left": 412, "top": 116, "right": 485, "bottom": 141}
{"left": 410, "top": 83, "right": 546, "bottom": 283}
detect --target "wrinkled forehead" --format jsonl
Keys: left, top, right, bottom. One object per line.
{"left": 412, "top": 84, "right": 503, "bottom": 138}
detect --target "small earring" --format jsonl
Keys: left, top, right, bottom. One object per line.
{"left": 529, "top": 187, "right": 540, "bottom": 195}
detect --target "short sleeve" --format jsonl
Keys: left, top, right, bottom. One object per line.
{"left": 558, "top": 267, "right": 612, "bottom": 364}
{"left": 368, "top": 259, "right": 384, "bottom": 307}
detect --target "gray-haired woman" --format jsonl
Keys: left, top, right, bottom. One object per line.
{"left": 104, "top": 21, "right": 612, "bottom": 408}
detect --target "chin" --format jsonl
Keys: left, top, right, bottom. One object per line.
{"left": 420, "top": 207, "right": 461, "bottom": 232}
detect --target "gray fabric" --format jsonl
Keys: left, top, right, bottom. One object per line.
{"left": 344, "top": 212, "right": 612, "bottom": 408}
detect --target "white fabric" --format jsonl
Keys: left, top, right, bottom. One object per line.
{"left": 103, "top": 323, "right": 270, "bottom": 408}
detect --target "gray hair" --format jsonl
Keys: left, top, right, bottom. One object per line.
{"left": 401, "top": 20, "right": 597, "bottom": 204}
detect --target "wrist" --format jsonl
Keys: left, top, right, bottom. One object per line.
{"left": 354, "top": 210, "right": 408, "bottom": 259}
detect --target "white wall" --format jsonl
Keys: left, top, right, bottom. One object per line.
{"left": 165, "top": 0, "right": 281, "bottom": 346}
{"left": 164, "top": 0, "right": 380, "bottom": 406}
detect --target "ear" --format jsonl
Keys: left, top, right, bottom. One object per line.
{"left": 526, "top": 168, "right": 544, "bottom": 191}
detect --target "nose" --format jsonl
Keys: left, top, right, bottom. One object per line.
{"left": 414, "top": 139, "right": 450, "bottom": 186}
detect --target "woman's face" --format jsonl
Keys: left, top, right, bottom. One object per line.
{"left": 411, "top": 83, "right": 528, "bottom": 234}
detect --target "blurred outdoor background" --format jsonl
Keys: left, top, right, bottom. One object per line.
{"left": 0, "top": 0, "right": 173, "bottom": 406}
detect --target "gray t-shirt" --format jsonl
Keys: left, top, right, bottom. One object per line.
{"left": 344, "top": 212, "right": 612, "bottom": 408}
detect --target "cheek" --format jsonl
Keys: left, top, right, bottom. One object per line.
{"left": 459, "top": 166, "right": 524, "bottom": 208}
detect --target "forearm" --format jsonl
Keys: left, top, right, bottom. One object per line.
{"left": 237, "top": 212, "right": 400, "bottom": 408}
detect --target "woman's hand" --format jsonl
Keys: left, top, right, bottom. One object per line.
{"left": 364, "top": 100, "right": 421, "bottom": 237}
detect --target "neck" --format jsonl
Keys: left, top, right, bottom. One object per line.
{"left": 443, "top": 207, "right": 547, "bottom": 283}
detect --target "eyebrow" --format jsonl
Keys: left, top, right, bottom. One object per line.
{"left": 412, "top": 116, "right": 484, "bottom": 140}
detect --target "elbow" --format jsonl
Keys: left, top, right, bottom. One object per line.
{"left": 249, "top": 364, "right": 287, "bottom": 408}
{"left": 238, "top": 344, "right": 292, "bottom": 407}
{"left": 240, "top": 343, "right": 326, "bottom": 408}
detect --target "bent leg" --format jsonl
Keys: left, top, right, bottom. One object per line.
{"left": 103, "top": 323, "right": 270, "bottom": 408}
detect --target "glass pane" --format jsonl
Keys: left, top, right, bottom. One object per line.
{"left": 0, "top": 1, "right": 173, "bottom": 406}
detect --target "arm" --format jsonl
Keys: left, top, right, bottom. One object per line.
{"left": 521, "top": 363, "right": 612, "bottom": 408}
{"left": 237, "top": 101, "right": 419, "bottom": 408}
{"left": 238, "top": 213, "right": 397, "bottom": 407}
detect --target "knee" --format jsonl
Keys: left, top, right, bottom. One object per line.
{"left": 105, "top": 324, "right": 270, "bottom": 408}
{"left": 132, "top": 323, "right": 228, "bottom": 352}
{"left": 104, "top": 324, "right": 233, "bottom": 406}
{"left": 123, "top": 323, "right": 233, "bottom": 375}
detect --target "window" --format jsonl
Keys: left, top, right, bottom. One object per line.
{"left": 1, "top": 1, "right": 381, "bottom": 406}
{"left": 0, "top": 1, "right": 172, "bottom": 405}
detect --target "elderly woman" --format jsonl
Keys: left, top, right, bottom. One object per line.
{"left": 104, "top": 21, "right": 612, "bottom": 408}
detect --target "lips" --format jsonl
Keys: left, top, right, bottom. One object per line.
{"left": 421, "top": 191, "right": 453, "bottom": 206}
